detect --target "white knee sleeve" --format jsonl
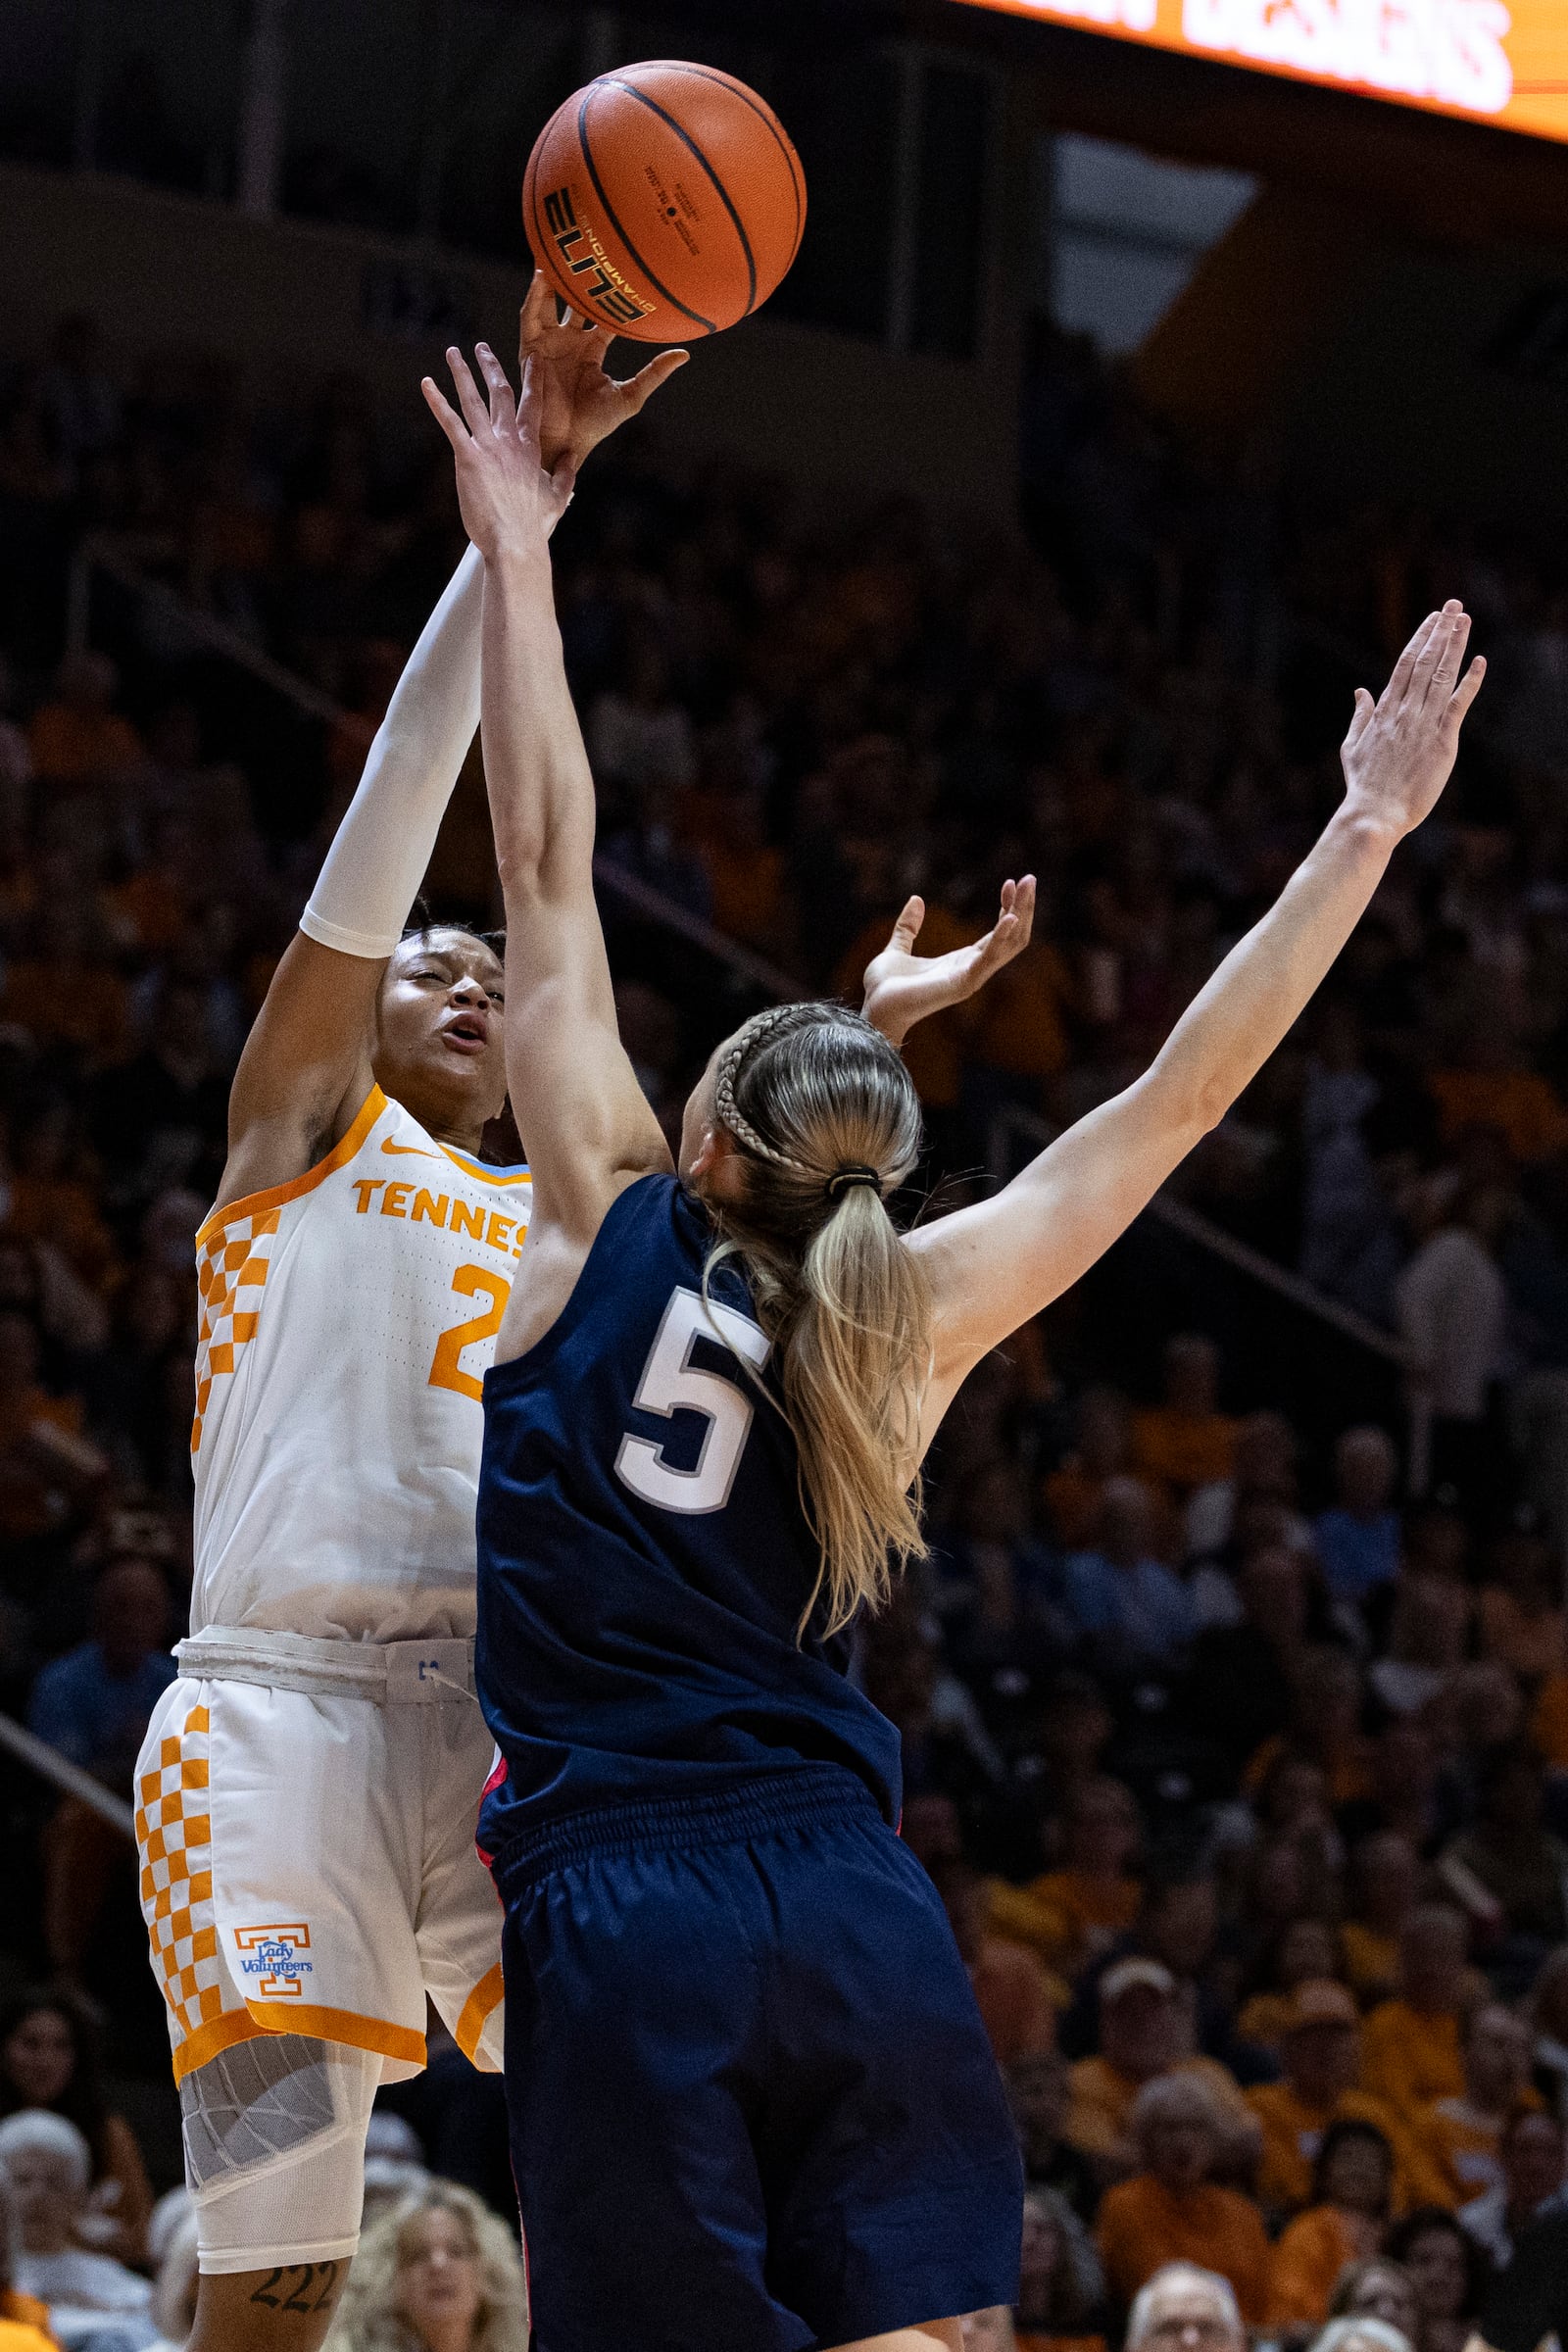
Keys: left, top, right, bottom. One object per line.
{"left": 180, "top": 2034, "right": 381, "bottom": 2273}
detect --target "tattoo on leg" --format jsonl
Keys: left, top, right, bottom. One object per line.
{"left": 248, "top": 2262, "right": 341, "bottom": 2317}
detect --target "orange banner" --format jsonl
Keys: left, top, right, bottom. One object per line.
{"left": 948, "top": 0, "right": 1568, "bottom": 144}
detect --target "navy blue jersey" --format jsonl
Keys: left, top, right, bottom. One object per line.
{"left": 474, "top": 1174, "right": 903, "bottom": 1864}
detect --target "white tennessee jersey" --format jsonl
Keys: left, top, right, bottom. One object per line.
{"left": 190, "top": 1086, "right": 531, "bottom": 1643}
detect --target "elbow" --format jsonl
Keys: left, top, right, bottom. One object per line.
{"left": 1147, "top": 1060, "right": 1227, "bottom": 1148}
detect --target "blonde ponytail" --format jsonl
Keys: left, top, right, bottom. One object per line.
{"left": 703, "top": 1004, "right": 932, "bottom": 1636}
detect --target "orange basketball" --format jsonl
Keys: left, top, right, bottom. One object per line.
{"left": 523, "top": 61, "right": 806, "bottom": 343}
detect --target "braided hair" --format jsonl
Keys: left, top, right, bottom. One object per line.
{"left": 702, "top": 1000, "right": 930, "bottom": 1635}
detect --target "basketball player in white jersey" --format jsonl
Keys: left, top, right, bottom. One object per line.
{"left": 134, "top": 287, "right": 1036, "bottom": 2352}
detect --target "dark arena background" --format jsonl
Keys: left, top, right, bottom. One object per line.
{"left": 4, "top": 2, "right": 1568, "bottom": 2347}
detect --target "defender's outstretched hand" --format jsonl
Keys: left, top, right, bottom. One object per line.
{"left": 861, "top": 877, "right": 1037, "bottom": 1049}
{"left": 422, "top": 344, "right": 568, "bottom": 563}
{"left": 519, "top": 269, "right": 689, "bottom": 476}
{"left": 1342, "top": 600, "right": 1486, "bottom": 838}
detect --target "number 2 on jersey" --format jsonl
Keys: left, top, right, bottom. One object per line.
{"left": 428, "top": 1264, "right": 512, "bottom": 1402}
{"left": 615, "top": 1286, "right": 770, "bottom": 1515}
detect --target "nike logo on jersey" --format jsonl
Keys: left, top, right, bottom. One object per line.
{"left": 381, "top": 1138, "right": 441, "bottom": 1159}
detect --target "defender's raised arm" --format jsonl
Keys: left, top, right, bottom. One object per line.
{"left": 910, "top": 602, "right": 1487, "bottom": 1426}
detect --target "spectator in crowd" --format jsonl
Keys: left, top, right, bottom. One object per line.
{"left": 1131, "top": 1338, "right": 1237, "bottom": 1504}
{"left": 930, "top": 1855, "right": 1061, "bottom": 2066}
{"left": 1481, "top": 2199, "right": 1568, "bottom": 2352}
{"left": 24, "top": 1556, "right": 173, "bottom": 1772}
{"left": 323, "top": 2181, "right": 529, "bottom": 2352}
{"left": 1440, "top": 1747, "right": 1568, "bottom": 1972}
{"left": 1340, "top": 1835, "right": 1422, "bottom": 2011}
{"left": 0, "top": 2176, "right": 54, "bottom": 2352}
{"left": 1329, "top": 2257, "right": 1421, "bottom": 2340}
{"left": 145, "top": 2211, "right": 198, "bottom": 2352}
{"left": 1267, "top": 2119, "right": 1396, "bottom": 2326}
{"left": 1122, "top": 2261, "right": 1245, "bottom": 2352}
{"left": 1359, "top": 1909, "right": 1472, "bottom": 2125}
{"left": 1382, "top": 2208, "right": 1489, "bottom": 2352}
{"left": 1525, "top": 1945, "right": 1568, "bottom": 2114}
{"left": 1307, "top": 2323, "right": 1412, "bottom": 2352}
{"left": 1065, "top": 1960, "right": 1256, "bottom": 2183}
{"left": 0, "top": 1991, "right": 153, "bottom": 2263}
{"left": 1458, "top": 2103, "right": 1567, "bottom": 2269}
{"left": 1246, "top": 1980, "right": 1421, "bottom": 2217}
{"left": 988, "top": 1777, "right": 1144, "bottom": 1977}
{"left": 1095, "top": 2076, "right": 1271, "bottom": 2323}
{"left": 1013, "top": 2183, "right": 1106, "bottom": 2352}
{"left": 1314, "top": 1428, "right": 1401, "bottom": 1603}
{"left": 1008, "top": 2050, "right": 1102, "bottom": 2219}
{"left": 1415, "top": 2004, "right": 1540, "bottom": 2209}
{"left": 1056, "top": 1479, "right": 1194, "bottom": 1684}
{"left": 0, "top": 2110, "right": 153, "bottom": 2347}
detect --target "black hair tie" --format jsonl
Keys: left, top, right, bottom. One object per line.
{"left": 825, "top": 1164, "right": 882, "bottom": 1202}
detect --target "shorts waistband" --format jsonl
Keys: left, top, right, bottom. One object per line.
{"left": 174, "top": 1627, "right": 475, "bottom": 1704}
{"left": 491, "top": 1763, "right": 881, "bottom": 1890}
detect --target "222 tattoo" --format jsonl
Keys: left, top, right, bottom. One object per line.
{"left": 249, "top": 2263, "right": 340, "bottom": 2317}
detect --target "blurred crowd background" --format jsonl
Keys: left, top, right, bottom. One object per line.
{"left": 6, "top": 289, "right": 1568, "bottom": 2352}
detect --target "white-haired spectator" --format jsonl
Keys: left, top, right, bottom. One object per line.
{"left": 146, "top": 2210, "right": 199, "bottom": 2352}
{"left": 323, "top": 2180, "right": 527, "bottom": 2352}
{"left": 360, "top": 2156, "right": 432, "bottom": 2237}
{"left": 143, "top": 2187, "right": 192, "bottom": 2274}
{"left": 1308, "top": 2320, "right": 1412, "bottom": 2352}
{"left": 1097, "top": 2078, "right": 1270, "bottom": 2325}
{"left": 1016, "top": 2182, "right": 1104, "bottom": 2340}
{"left": 0, "top": 2111, "right": 153, "bottom": 2347}
{"left": 961, "top": 2310, "right": 1018, "bottom": 2348}
{"left": 0, "top": 2171, "right": 55, "bottom": 2350}
{"left": 1125, "top": 2261, "right": 1244, "bottom": 2352}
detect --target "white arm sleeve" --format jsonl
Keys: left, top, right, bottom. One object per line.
{"left": 300, "top": 543, "right": 483, "bottom": 959}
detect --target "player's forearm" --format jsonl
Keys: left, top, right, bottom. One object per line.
{"left": 479, "top": 543, "right": 597, "bottom": 903}
{"left": 1148, "top": 802, "right": 1397, "bottom": 1134}
{"left": 301, "top": 545, "right": 483, "bottom": 957}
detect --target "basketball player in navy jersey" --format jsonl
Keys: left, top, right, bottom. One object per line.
{"left": 423, "top": 343, "right": 1485, "bottom": 2352}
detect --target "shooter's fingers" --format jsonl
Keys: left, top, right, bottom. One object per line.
{"left": 473, "top": 342, "right": 518, "bottom": 432}
{"left": 1384, "top": 612, "right": 1441, "bottom": 711}
{"left": 446, "top": 348, "right": 491, "bottom": 440}
{"left": 421, "top": 377, "right": 467, "bottom": 451}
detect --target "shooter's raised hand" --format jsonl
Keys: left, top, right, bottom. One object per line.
{"left": 861, "top": 877, "right": 1038, "bottom": 1050}
{"left": 1341, "top": 600, "right": 1486, "bottom": 840}
{"left": 519, "top": 268, "right": 689, "bottom": 476}
{"left": 421, "top": 343, "right": 570, "bottom": 564}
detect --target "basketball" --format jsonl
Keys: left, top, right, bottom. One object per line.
{"left": 523, "top": 60, "right": 806, "bottom": 343}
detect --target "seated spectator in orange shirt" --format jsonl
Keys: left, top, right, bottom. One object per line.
{"left": 1065, "top": 1960, "right": 1259, "bottom": 2186}
{"left": 1096, "top": 2075, "right": 1271, "bottom": 2325}
{"left": 0, "top": 2178, "right": 53, "bottom": 2352}
{"left": 26, "top": 652, "right": 144, "bottom": 785}
{"left": 1247, "top": 1979, "right": 1435, "bottom": 2221}
{"left": 1268, "top": 2118, "right": 1396, "bottom": 2326}
{"left": 929, "top": 1858, "right": 1059, "bottom": 2068}
{"left": 0, "top": 1991, "right": 153, "bottom": 2268}
{"left": 1015, "top": 2183, "right": 1107, "bottom": 2352}
{"left": 4, "top": 1102, "right": 120, "bottom": 1294}
{"left": 1440, "top": 1744, "right": 1568, "bottom": 1953}
{"left": 1131, "top": 1334, "right": 1238, "bottom": 1502}
{"left": 989, "top": 1776, "right": 1144, "bottom": 1978}
{"left": 970, "top": 931, "right": 1075, "bottom": 1092}
{"left": 1043, "top": 1388, "right": 1137, "bottom": 1551}
{"left": 1414, "top": 2003, "right": 1540, "bottom": 2211}
{"left": 1341, "top": 1833, "right": 1422, "bottom": 2012}
{"left": 1243, "top": 1649, "right": 1378, "bottom": 1817}
{"left": 1238, "top": 1918, "right": 1347, "bottom": 2058}
{"left": 1429, "top": 1027, "right": 1568, "bottom": 1166}
{"left": 1360, "top": 1907, "right": 1472, "bottom": 2126}
{"left": 1477, "top": 1528, "right": 1565, "bottom": 1684}
{"left": 694, "top": 784, "right": 790, "bottom": 955}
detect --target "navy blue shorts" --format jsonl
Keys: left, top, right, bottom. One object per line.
{"left": 492, "top": 1764, "right": 1022, "bottom": 2352}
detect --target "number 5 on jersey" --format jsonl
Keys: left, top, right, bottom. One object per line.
{"left": 428, "top": 1265, "right": 512, "bottom": 1402}
{"left": 616, "top": 1287, "right": 770, "bottom": 1515}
